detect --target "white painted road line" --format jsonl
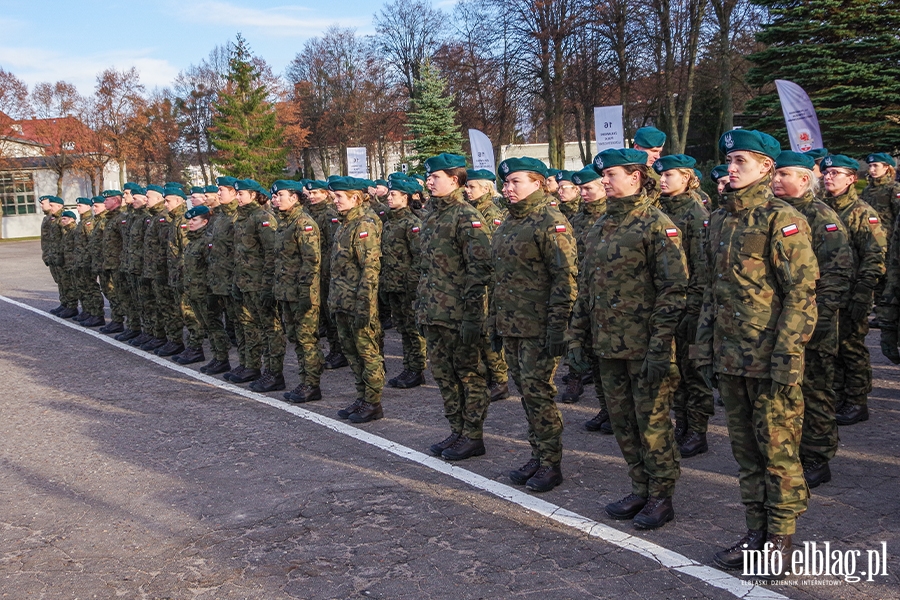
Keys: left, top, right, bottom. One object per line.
{"left": 0, "top": 294, "right": 786, "bottom": 600}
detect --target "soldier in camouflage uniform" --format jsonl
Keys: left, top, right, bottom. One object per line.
{"left": 228, "top": 179, "right": 282, "bottom": 388}
{"left": 773, "top": 151, "right": 854, "bottom": 489}
{"left": 564, "top": 168, "right": 610, "bottom": 433}
{"left": 554, "top": 170, "right": 581, "bottom": 221}
{"left": 382, "top": 178, "right": 426, "bottom": 389}
{"left": 633, "top": 127, "right": 666, "bottom": 206}
{"left": 159, "top": 188, "right": 196, "bottom": 360}
{"left": 304, "top": 180, "right": 348, "bottom": 370}
{"left": 570, "top": 149, "right": 687, "bottom": 528}
{"left": 653, "top": 155, "right": 713, "bottom": 459}
{"left": 695, "top": 130, "right": 818, "bottom": 572}
{"left": 98, "top": 191, "right": 130, "bottom": 337}
{"left": 269, "top": 180, "right": 323, "bottom": 401}
{"left": 127, "top": 189, "right": 158, "bottom": 349}
{"left": 89, "top": 196, "right": 116, "bottom": 332}
{"left": 139, "top": 185, "right": 173, "bottom": 353}
{"left": 860, "top": 152, "right": 900, "bottom": 326}
{"left": 494, "top": 157, "right": 577, "bottom": 492}
{"left": 464, "top": 169, "right": 510, "bottom": 402}
{"left": 329, "top": 177, "right": 385, "bottom": 423}
{"left": 72, "top": 197, "right": 104, "bottom": 327}
{"left": 416, "top": 154, "right": 492, "bottom": 460}
{"left": 40, "top": 195, "right": 75, "bottom": 317}
{"left": 59, "top": 210, "right": 78, "bottom": 311}
{"left": 822, "top": 154, "right": 887, "bottom": 426}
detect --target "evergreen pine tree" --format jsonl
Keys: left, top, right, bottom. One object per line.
{"left": 210, "top": 34, "right": 287, "bottom": 182}
{"left": 406, "top": 61, "right": 463, "bottom": 170}
{"left": 746, "top": 0, "right": 900, "bottom": 154}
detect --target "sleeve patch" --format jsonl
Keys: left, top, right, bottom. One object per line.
{"left": 331, "top": 218, "right": 339, "bottom": 223}
{"left": 782, "top": 223, "right": 799, "bottom": 237}
{"left": 702, "top": 220, "right": 709, "bottom": 228}
{"left": 555, "top": 224, "right": 567, "bottom": 232}
{"left": 665, "top": 227, "right": 679, "bottom": 237}
{"left": 493, "top": 219, "right": 502, "bottom": 226}
{"left": 208, "top": 243, "right": 213, "bottom": 248}
{"left": 825, "top": 223, "right": 838, "bottom": 232}
{"left": 180, "top": 224, "right": 187, "bottom": 229}
{"left": 304, "top": 225, "right": 313, "bottom": 232}
{"left": 411, "top": 226, "right": 420, "bottom": 233}
{"left": 159, "top": 218, "right": 166, "bottom": 222}
{"left": 261, "top": 221, "right": 270, "bottom": 227}
{"left": 869, "top": 216, "right": 880, "bottom": 224}
{"left": 471, "top": 221, "right": 482, "bottom": 228}
{"left": 359, "top": 231, "right": 368, "bottom": 238}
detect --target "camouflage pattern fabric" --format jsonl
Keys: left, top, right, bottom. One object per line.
{"left": 380, "top": 206, "right": 425, "bottom": 371}
{"left": 424, "top": 324, "right": 488, "bottom": 438}
{"left": 558, "top": 194, "right": 581, "bottom": 221}
{"left": 282, "top": 301, "right": 324, "bottom": 387}
{"left": 333, "top": 312, "right": 384, "bottom": 404}
{"left": 184, "top": 227, "right": 229, "bottom": 360}
{"left": 307, "top": 200, "right": 342, "bottom": 353}
{"left": 58, "top": 220, "right": 79, "bottom": 309}
{"left": 73, "top": 211, "right": 103, "bottom": 315}
{"left": 240, "top": 290, "right": 284, "bottom": 373}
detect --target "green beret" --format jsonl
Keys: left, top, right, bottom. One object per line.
{"left": 410, "top": 173, "right": 426, "bottom": 183}
{"left": 101, "top": 189, "right": 122, "bottom": 198}
{"left": 775, "top": 151, "right": 815, "bottom": 170}
{"left": 204, "top": 185, "right": 219, "bottom": 194}
{"left": 388, "top": 172, "right": 408, "bottom": 181}
{"left": 145, "top": 184, "right": 166, "bottom": 195}
{"left": 164, "top": 181, "right": 183, "bottom": 189}
{"left": 131, "top": 185, "right": 147, "bottom": 196}
{"left": 387, "top": 178, "right": 418, "bottom": 195}
{"left": 327, "top": 176, "right": 367, "bottom": 192}
{"left": 61, "top": 210, "right": 77, "bottom": 219}
{"left": 633, "top": 126, "right": 666, "bottom": 148}
{"left": 271, "top": 179, "right": 304, "bottom": 193}
{"left": 424, "top": 153, "right": 466, "bottom": 175}
{"left": 571, "top": 169, "right": 601, "bottom": 185}
{"left": 499, "top": 157, "right": 548, "bottom": 178}
{"left": 718, "top": 129, "right": 780, "bottom": 159}
{"left": 466, "top": 169, "right": 496, "bottom": 182}
{"left": 866, "top": 152, "right": 896, "bottom": 168}
{"left": 555, "top": 170, "right": 575, "bottom": 183}
{"left": 216, "top": 176, "right": 238, "bottom": 188}
{"left": 190, "top": 186, "right": 206, "bottom": 195}
{"left": 40, "top": 195, "right": 65, "bottom": 204}
{"left": 76, "top": 197, "right": 93, "bottom": 206}
{"left": 593, "top": 148, "right": 648, "bottom": 171}
{"left": 804, "top": 148, "right": 828, "bottom": 161}
{"left": 305, "top": 180, "right": 328, "bottom": 191}
{"left": 234, "top": 178, "right": 268, "bottom": 196}
{"left": 652, "top": 154, "right": 697, "bottom": 174}
{"left": 164, "top": 187, "right": 186, "bottom": 199}
{"left": 92, "top": 195, "right": 105, "bottom": 204}
{"left": 820, "top": 154, "right": 860, "bottom": 172}
{"left": 185, "top": 205, "right": 211, "bottom": 220}
{"left": 693, "top": 168, "right": 703, "bottom": 181}
{"left": 710, "top": 165, "right": 729, "bottom": 181}
{"left": 547, "top": 168, "right": 561, "bottom": 177}
{"left": 374, "top": 179, "right": 388, "bottom": 187}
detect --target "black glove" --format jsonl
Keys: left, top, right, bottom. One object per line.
{"left": 676, "top": 312, "right": 699, "bottom": 343}
{"left": 354, "top": 309, "right": 370, "bottom": 330}
{"left": 260, "top": 289, "right": 275, "bottom": 308}
{"left": 848, "top": 300, "right": 870, "bottom": 323}
{"left": 460, "top": 320, "right": 481, "bottom": 345}
{"left": 699, "top": 364, "right": 718, "bottom": 390}
{"left": 640, "top": 352, "right": 670, "bottom": 385}
{"left": 297, "top": 295, "right": 312, "bottom": 314}
{"left": 546, "top": 328, "right": 567, "bottom": 357}
{"left": 490, "top": 331, "right": 503, "bottom": 353}
{"left": 230, "top": 283, "right": 243, "bottom": 302}
{"left": 881, "top": 328, "right": 900, "bottom": 364}
{"left": 567, "top": 346, "right": 590, "bottom": 374}
{"left": 809, "top": 307, "right": 834, "bottom": 346}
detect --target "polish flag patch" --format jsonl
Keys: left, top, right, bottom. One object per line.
{"left": 180, "top": 224, "right": 187, "bottom": 229}
{"left": 550, "top": 201, "right": 558, "bottom": 206}
{"left": 471, "top": 221, "right": 482, "bottom": 228}
{"left": 782, "top": 223, "right": 800, "bottom": 237}
{"left": 208, "top": 243, "right": 213, "bottom": 248}
{"left": 304, "top": 225, "right": 313, "bottom": 232}
{"left": 331, "top": 218, "right": 339, "bottom": 223}
{"left": 493, "top": 219, "right": 502, "bottom": 226}
{"left": 121, "top": 220, "right": 127, "bottom": 224}
{"left": 869, "top": 216, "right": 880, "bottom": 224}
{"left": 159, "top": 218, "right": 166, "bottom": 222}
{"left": 359, "top": 231, "right": 368, "bottom": 238}
{"left": 665, "top": 228, "right": 679, "bottom": 237}
{"left": 825, "top": 223, "right": 839, "bottom": 232}
{"left": 411, "top": 226, "right": 420, "bottom": 233}
{"left": 261, "top": 221, "right": 270, "bottom": 227}
{"left": 555, "top": 224, "right": 567, "bottom": 233}
{"left": 703, "top": 220, "right": 709, "bottom": 228}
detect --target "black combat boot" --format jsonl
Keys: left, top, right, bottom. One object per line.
{"left": 173, "top": 347, "right": 205, "bottom": 365}
{"left": 632, "top": 496, "right": 674, "bottom": 529}
{"left": 835, "top": 402, "right": 868, "bottom": 426}
{"left": 348, "top": 401, "right": 383, "bottom": 423}
{"left": 605, "top": 493, "right": 647, "bottom": 520}
{"left": 525, "top": 464, "right": 563, "bottom": 492}
{"left": 388, "top": 369, "right": 410, "bottom": 387}
{"left": 100, "top": 321, "right": 124, "bottom": 334}
{"left": 155, "top": 341, "right": 184, "bottom": 357}
{"left": 323, "top": 352, "right": 348, "bottom": 369}
{"left": 57, "top": 307, "right": 78, "bottom": 319}
{"left": 441, "top": 436, "right": 485, "bottom": 461}
{"left": 140, "top": 337, "right": 166, "bottom": 352}
{"left": 395, "top": 371, "right": 424, "bottom": 389}
{"left": 229, "top": 366, "right": 261, "bottom": 384}
{"left": 249, "top": 371, "right": 286, "bottom": 392}
{"left": 560, "top": 374, "right": 584, "bottom": 403}
{"left": 713, "top": 529, "right": 766, "bottom": 570}
{"left": 128, "top": 332, "right": 152, "bottom": 346}
{"left": 337, "top": 398, "right": 363, "bottom": 419}
{"left": 203, "top": 359, "right": 231, "bottom": 375}
{"left": 489, "top": 381, "right": 510, "bottom": 401}
{"left": 429, "top": 433, "right": 460, "bottom": 456}
{"left": 802, "top": 460, "right": 832, "bottom": 489}
{"left": 115, "top": 329, "right": 140, "bottom": 342}
{"left": 679, "top": 431, "right": 708, "bottom": 458}
{"left": 509, "top": 458, "right": 541, "bottom": 485}
{"left": 584, "top": 409, "right": 613, "bottom": 433}
{"left": 50, "top": 305, "right": 64, "bottom": 315}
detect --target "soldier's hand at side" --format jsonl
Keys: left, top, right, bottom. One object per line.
{"left": 880, "top": 328, "right": 900, "bottom": 364}
{"left": 460, "top": 320, "right": 481, "bottom": 345}
{"left": 640, "top": 353, "right": 670, "bottom": 385}
{"left": 809, "top": 306, "right": 833, "bottom": 345}
{"left": 699, "top": 364, "right": 717, "bottom": 389}
{"left": 567, "top": 346, "right": 590, "bottom": 373}
{"left": 847, "top": 299, "right": 869, "bottom": 323}
{"left": 546, "top": 328, "right": 567, "bottom": 357}
{"left": 354, "top": 310, "right": 369, "bottom": 330}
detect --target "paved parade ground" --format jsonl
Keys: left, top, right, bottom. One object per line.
{"left": 0, "top": 238, "right": 897, "bottom": 600}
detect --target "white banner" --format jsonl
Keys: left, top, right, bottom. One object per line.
{"left": 775, "top": 80, "right": 822, "bottom": 153}
{"left": 468, "top": 129, "right": 495, "bottom": 174}
{"left": 347, "top": 147, "right": 368, "bottom": 178}
{"left": 594, "top": 105, "right": 624, "bottom": 152}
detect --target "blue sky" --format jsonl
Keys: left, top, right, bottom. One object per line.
{"left": 0, "top": 0, "right": 411, "bottom": 95}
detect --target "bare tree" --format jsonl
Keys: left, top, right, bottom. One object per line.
{"left": 93, "top": 68, "right": 146, "bottom": 186}
{"left": 29, "top": 81, "right": 86, "bottom": 195}
{"left": 373, "top": 0, "right": 445, "bottom": 98}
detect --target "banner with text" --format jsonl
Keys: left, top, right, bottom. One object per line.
{"left": 347, "top": 147, "right": 368, "bottom": 178}
{"left": 594, "top": 105, "right": 624, "bottom": 153}
{"left": 468, "top": 129, "right": 496, "bottom": 174}
{"left": 775, "top": 79, "right": 822, "bottom": 153}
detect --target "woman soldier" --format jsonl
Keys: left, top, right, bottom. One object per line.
{"left": 653, "top": 155, "right": 713, "bottom": 458}
{"left": 554, "top": 171, "right": 581, "bottom": 220}
{"left": 494, "top": 157, "right": 578, "bottom": 492}
{"left": 772, "top": 151, "right": 853, "bottom": 489}
{"left": 464, "top": 169, "right": 510, "bottom": 402}
{"left": 329, "top": 177, "right": 385, "bottom": 423}
{"left": 417, "top": 154, "right": 493, "bottom": 460}
{"left": 565, "top": 168, "right": 610, "bottom": 433}
{"left": 860, "top": 152, "right": 900, "bottom": 327}
{"left": 382, "top": 177, "right": 426, "bottom": 389}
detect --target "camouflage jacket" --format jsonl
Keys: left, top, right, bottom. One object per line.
{"left": 370, "top": 197, "right": 390, "bottom": 223}
{"left": 182, "top": 227, "right": 211, "bottom": 300}
{"left": 825, "top": 186, "right": 887, "bottom": 303}
{"left": 206, "top": 199, "right": 238, "bottom": 295}
{"left": 860, "top": 174, "right": 900, "bottom": 236}
{"left": 126, "top": 207, "right": 149, "bottom": 276}
{"left": 877, "top": 216, "right": 900, "bottom": 325}
{"left": 781, "top": 191, "right": 854, "bottom": 355}
{"left": 41, "top": 212, "right": 63, "bottom": 266}
{"left": 306, "top": 200, "right": 339, "bottom": 284}
{"left": 659, "top": 192, "right": 710, "bottom": 315}
{"left": 568, "top": 192, "right": 687, "bottom": 360}
{"left": 558, "top": 195, "right": 581, "bottom": 220}
{"left": 166, "top": 203, "right": 188, "bottom": 288}
{"left": 380, "top": 206, "right": 422, "bottom": 294}
{"left": 492, "top": 190, "right": 577, "bottom": 338}
{"left": 415, "top": 187, "right": 492, "bottom": 328}
{"left": 470, "top": 193, "right": 507, "bottom": 236}
{"left": 273, "top": 204, "right": 320, "bottom": 303}
{"left": 569, "top": 197, "right": 606, "bottom": 267}
{"left": 693, "top": 180, "right": 819, "bottom": 384}
{"left": 101, "top": 206, "right": 124, "bottom": 272}
{"left": 73, "top": 212, "right": 95, "bottom": 270}
{"left": 60, "top": 220, "right": 76, "bottom": 268}
{"left": 233, "top": 202, "right": 279, "bottom": 293}
{"left": 328, "top": 203, "right": 381, "bottom": 317}
{"left": 141, "top": 203, "right": 170, "bottom": 281}
{"left": 89, "top": 212, "right": 107, "bottom": 274}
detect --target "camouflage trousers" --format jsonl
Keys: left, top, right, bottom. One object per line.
{"left": 180, "top": 292, "right": 203, "bottom": 347}
{"left": 674, "top": 314, "right": 714, "bottom": 433}
{"left": 54, "top": 265, "right": 78, "bottom": 309}
{"left": 718, "top": 374, "right": 807, "bottom": 536}
{"left": 120, "top": 273, "right": 141, "bottom": 331}
{"left": 385, "top": 291, "right": 426, "bottom": 372}
{"left": 282, "top": 300, "right": 324, "bottom": 387}
{"left": 152, "top": 278, "right": 183, "bottom": 342}
{"left": 319, "top": 277, "right": 341, "bottom": 354}
{"left": 238, "top": 291, "right": 284, "bottom": 373}
{"left": 136, "top": 277, "right": 158, "bottom": 336}
{"left": 566, "top": 338, "right": 607, "bottom": 412}
{"left": 334, "top": 311, "right": 384, "bottom": 404}
{"left": 800, "top": 348, "right": 839, "bottom": 464}
{"left": 423, "top": 324, "right": 489, "bottom": 439}
{"left": 482, "top": 335, "right": 508, "bottom": 386}
{"left": 100, "top": 270, "right": 125, "bottom": 324}
{"left": 504, "top": 336, "right": 563, "bottom": 466}
{"left": 599, "top": 358, "right": 681, "bottom": 498}
{"left": 189, "top": 293, "right": 230, "bottom": 361}
{"left": 834, "top": 309, "right": 872, "bottom": 406}
{"left": 75, "top": 268, "right": 104, "bottom": 316}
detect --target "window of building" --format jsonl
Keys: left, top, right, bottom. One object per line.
{"left": 0, "top": 172, "right": 37, "bottom": 216}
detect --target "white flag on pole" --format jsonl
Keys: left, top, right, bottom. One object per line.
{"left": 347, "top": 147, "right": 368, "bottom": 178}
{"left": 468, "top": 129, "right": 495, "bottom": 174}
{"left": 775, "top": 80, "right": 822, "bottom": 152}
{"left": 594, "top": 106, "right": 624, "bottom": 153}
